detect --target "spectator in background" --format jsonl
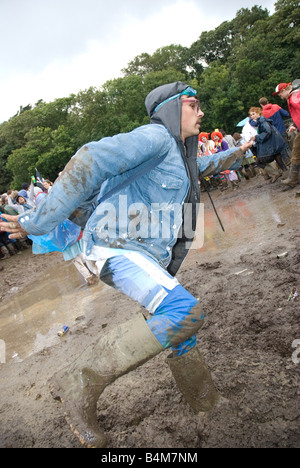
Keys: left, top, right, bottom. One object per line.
{"left": 14, "top": 193, "right": 32, "bottom": 211}
{"left": 249, "top": 106, "right": 286, "bottom": 183}
{"left": 198, "top": 132, "right": 215, "bottom": 156}
{"left": 6, "top": 191, "right": 23, "bottom": 213}
{"left": 241, "top": 117, "right": 258, "bottom": 143}
{"left": 220, "top": 129, "right": 237, "bottom": 148}
{"left": 259, "top": 97, "right": 290, "bottom": 135}
{"left": 211, "top": 130, "right": 229, "bottom": 152}
{"left": 0, "top": 195, "right": 19, "bottom": 215}
{"left": 43, "top": 180, "right": 54, "bottom": 193}
{"left": 259, "top": 96, "right": 291, "bottom": 164}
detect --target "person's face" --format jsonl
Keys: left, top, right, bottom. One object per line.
{"left": 278, "top": 88, "right": 290, "bottom": 100}
{"left": 250, "top": 111, "right": 260, "bottom": 121}
{"left": 213, "top": 135, "right": 220, "bottom": 142}
{"left": 201, "top": 136, "right": 208, "bottom": 143}
{"left": 180, "top": 97, "right": 204, "bottom": 142}
{"left": 18, "top": 197, "right": 26, "bottom": 204}
{"left": 43, "top": 182, "right": 50, "bottom": 190}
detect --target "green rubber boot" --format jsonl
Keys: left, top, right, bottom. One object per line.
{"left": 50, "top": 314, "right": 163, "bottom": 448}
{"left": 166, "top": 347, "right": 221, "bottom": 413}
{"left": 167, "top": 347, "right": 228, "bottom": 440}
{"left": 281, "top": 164, "right": 300, "bottom": 188}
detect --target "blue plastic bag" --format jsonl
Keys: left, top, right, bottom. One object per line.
{"left": 28, "top": 219, "right": 81, "bottom": 254}
{"left": 27, "top": 191, "right": 81, "bottom": 254}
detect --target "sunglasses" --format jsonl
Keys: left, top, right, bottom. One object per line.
{"left": 181, "top": 99, "right": 201, "bottom": 113}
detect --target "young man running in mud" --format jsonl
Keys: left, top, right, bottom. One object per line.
{"left": 0, "top": 82, "right": 252, "bottom": 448}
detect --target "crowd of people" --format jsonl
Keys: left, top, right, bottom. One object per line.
{"left": 0, "top": 178, "right": 94, "bottom": 283}
{"left": 197, "top": 89, "right": 298, "bottom": 192}
{"left": 198, "top": 128, "right": 256, "bottom": 190}
{"left": 0, "top": 179, "right": 53, "bottom": 259}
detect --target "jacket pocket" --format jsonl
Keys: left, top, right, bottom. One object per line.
{"left": 148, "top": 167, "right": 184, "bottom": 189}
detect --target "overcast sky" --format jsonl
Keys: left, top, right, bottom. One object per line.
{"left": 0, "top": 0, "right": 276, "bottom": 123}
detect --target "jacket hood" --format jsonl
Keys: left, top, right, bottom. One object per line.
{"left": 263, "top": 103, "right": 273, "bottom": 111}
{"left": 145, "top": 81, "right": 197, "bottom": 147}
{"left": 263, "top": 103, "right": 280, "bottom": 118}
{"left": 145, "top": 81, "right": 201, "bottom": 274}
{"left": 145, "top": 81, "right": 200, "bottom": 201}
{"left": 145, "top": 81, "right": 187, "bottom": 135}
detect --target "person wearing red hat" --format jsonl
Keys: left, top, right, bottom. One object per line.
{"left": 273, "top": 82, "right": 300, "bottom": 188}
{"left": 273, "top": 83, "right": 292, "bottom": 97}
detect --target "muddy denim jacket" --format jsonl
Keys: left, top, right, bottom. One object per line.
{"left": 19, "top": 124, "right": 243, "bottom": 268}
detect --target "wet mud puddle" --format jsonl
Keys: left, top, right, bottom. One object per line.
{"left": 0, "top": 261, "right": 107, "bottom": 363}
{"left": 0, "top": 190, "right": 299, "bottom": 363}
{"left": 190, "top": 190, "right": 299, "bottom": 258}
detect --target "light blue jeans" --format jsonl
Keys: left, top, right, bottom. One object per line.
{"left": 99, "top": 251, "right": 204, "bottom": 356}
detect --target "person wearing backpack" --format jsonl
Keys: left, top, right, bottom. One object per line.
{"left": 249, "top": 106, "right": 287, "bottom": 183}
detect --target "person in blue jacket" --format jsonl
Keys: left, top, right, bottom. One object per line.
{"left": 259, "top": 97, "right": 291, "bottom": 163}
{"left": 249, "top": 106, "right": 287, "bottom": 182}
{"left": 0, "top": 82, "right": 252, "bottom": 447}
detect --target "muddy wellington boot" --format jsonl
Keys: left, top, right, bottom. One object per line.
{"left": 248, "top": 165, "right": 257, "bottom": 178}
{"left": 49, "top": 314, "right": 163, "bottom": 448}
{"left": 264, "top": 163, "right": 281, "bottom": 183}
{"left": 167, "top": 347, "right": 229, "bottom": 439}
{"left": 0, "top": 246, "right": 11, "bottom": 259}
{"left": 281, "top": 164, "right": 300, "bottom": 188}
{"left": 167, "top": 347, "right": 221, "bottom": 414}
{"left": 261, "top": 169, "right": 270, "bottom": 181}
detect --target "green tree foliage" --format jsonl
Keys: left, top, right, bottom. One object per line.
{"left": 189, "top": 1, "right": 299, "bottom": 131}
{"left": 0, "top": 96, "right": 76, "bottom": 190}
{"left": 0, "top": 0, "right": 299, "bottom": 192}
{"left": 122, "top": 45, "right": 191, "bottom": 78}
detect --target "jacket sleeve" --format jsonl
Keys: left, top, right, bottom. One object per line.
{"left": 279, "top": 108, "right": 290, "bottom": 118}
{"left": 197, "top": 148, "right": 244, "bottom": 177}
{"left": 18, "top": 125, "right": 171, "bottom": 236}
{"left": 255, "top": 120, "right": 272, "bottom": 144}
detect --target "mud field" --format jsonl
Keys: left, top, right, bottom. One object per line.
{"left": 0, "top": 175, "right": 299, "bottom": 448}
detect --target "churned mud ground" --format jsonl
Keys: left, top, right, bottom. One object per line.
{"left": 0, "top": 175, "right": 299, "bottom": 448}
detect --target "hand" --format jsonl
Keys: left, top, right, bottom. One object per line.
{"left": 240, "top": 141, "right": 253, "bottom": 152}
{"left": 0, "top": 214, "right": 28, "bottom": 240}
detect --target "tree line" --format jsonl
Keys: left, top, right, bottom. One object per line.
{"left": 0, "top": 0, "right": 299, "bottom": 192}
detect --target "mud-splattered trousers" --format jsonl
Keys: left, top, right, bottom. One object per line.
{"left": 98, "top": 249, "right": 204, "bottom": 356}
